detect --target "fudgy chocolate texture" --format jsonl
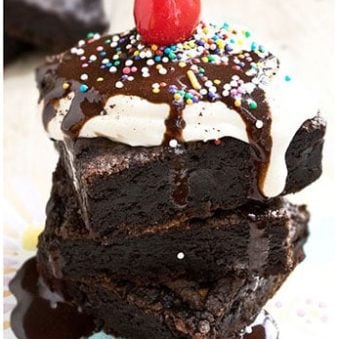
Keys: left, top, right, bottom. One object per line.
{"left": 38, "top": 259, "right": 290, "bottom": 339}
{"left": 37, "top": 160, "right": 308, "bottom": 284}
{"left": 4, "top": 0, "right": 108, "bottom": 53}
{"left": 55, "top": 115, "right": 324, "bottom": 236}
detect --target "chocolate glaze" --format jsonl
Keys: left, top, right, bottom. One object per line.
{"left": 10, "top": 257, "right": 279, "bottom": 339}
{"left": 37, "top": 25, "right": 277, "bottom": 199}
{"left": 9, "top": 258, "right": 95, "bottom": 339}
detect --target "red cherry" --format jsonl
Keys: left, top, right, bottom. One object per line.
{"left": 134, "top": 0, "right": 201, "bottom": 46}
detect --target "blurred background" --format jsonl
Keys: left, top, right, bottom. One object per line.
{"left": 3, "top": 0, "right": 337, "bottom": 338}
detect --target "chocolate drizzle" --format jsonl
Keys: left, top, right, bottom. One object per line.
{"left": 37, "top": 24, "right": 278, "bottom": 197}
{"left": 9, "top": 257, "right": 279, "bottom": 339}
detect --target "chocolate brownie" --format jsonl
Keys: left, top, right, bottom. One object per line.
{"left": 37, "top": 160, "right": 308, "bottom": 284}
{"left": 4, "top": 0, "right": 108, "bottom": 53}
{"left": 52, "top": 115, "right": 323, "bottom": 237}
{"left": 38, "top": 261, "right": 293, "bottom": 339}
{"left": 4, "top": 33, "right": 33, "bottom": 65}
{"left": 36, "top": 24, "right": 326, "bottom": 236}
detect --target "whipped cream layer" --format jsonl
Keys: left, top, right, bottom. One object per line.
{"left": 41, "top": 22, "right": 318, "bottom": 198}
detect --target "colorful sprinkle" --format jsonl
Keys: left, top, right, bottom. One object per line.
{"left": 79, "top": 84, "right": 89, "bottom": 92}
{"left": 187, "top": 70, "right": 202, "bottom": 90}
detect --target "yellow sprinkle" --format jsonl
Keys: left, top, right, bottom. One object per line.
{"left": 203, "top": 27, "right": 209, "bottom": 34}
{"left": 62, "top": 82, "right": 70, "bottom": 90}
{"left": 188, "top": 41, "right": 196, "bottom": 48}
{"left": 187, "top": 70, "right": 202, "bottom": 90}
{"left": 151, "top": 44, "right": 158, "bottom": 51}
{"left": 134, "top": 50, "right": 140, "bottom": 56}
{"left": 201, "top": 56, "right": 209, "bottom": 63}
{"left": 239, "top": 54, "right": 245, "bottom": 59}
{"left": 96, "top": 77, "right": 104, "bottom": 82}
{"left": 234, "top": 100, "right": 242, "bottom": 108}
{"left": 156, "top": 64, "right": 162, "bottom": 70}
{"left": 174, "top": 93, "right": 182, "bottom": 101}
{"left": 152, "top": 88, "right": 160, "bottom": 94}
{"left": 179, "top": 62, "right": 187, "bottom": 68}
{"left": 216, "top": 40, "right": 224, "bottom": 49}
{"left": 22, "top": 226, "right": 43, "bottom": 251}
{"left": 237, "top": 39, "right": 244, "bottom": 46}
{"left": 186, "top": 99, "right": 193, "bottom": 105}
{"left": 214, "top": 79, "right": 221, "bottom": 85}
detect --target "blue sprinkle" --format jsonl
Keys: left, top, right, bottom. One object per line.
{"left": 79, "top": 84, "right": 88, "bottom": 93}
{"left": 251, "top": 42, "right": 258, "bottom": 51}
{"left": 259, "top": 45, "right": 265, "bottom": 53}
{"left": 164, "top": 47, "right": 172, "bottom": 55}
{"left": 106, "top": 62, "right": 113, "bottom": 68}
{"left": 170, "top": 45, "right": 177, "bottom": 51}
{"left": 225, "top": 44, "right": 233, "bottom": 52}
{"left": 155, "top": 56, "right": 162, "bottom": 62}
{"left": 230, "top": 38, "right": 235, "bottom": 44}
{"left": 284, "top": 75, "right": 292, "bottom": 82}
{"left": 100, "top": 51, "right": 107, "bottom": 57}
{"left": 222, "top": 22, "right": 229, "bottom": 29}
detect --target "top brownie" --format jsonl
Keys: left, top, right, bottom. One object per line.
{"left": 37, "top": 22, "right": 326, "bottom": 235}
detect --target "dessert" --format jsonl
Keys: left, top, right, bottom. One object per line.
{"left": 37, "top": 160, "right": 309, "bottom": 283}
{"left": 4, "top": 0, "right": 108, "bottom": 62}
{"left": 10, "top": 0, "right": 326, "bottom": 338}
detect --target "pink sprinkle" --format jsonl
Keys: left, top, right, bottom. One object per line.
{"left": 160, "top": 82, "right": 167, "bottom": 87}
{"left": 82, "top": 63, "right": 89, "bottom": 68}
{"left": 88, "top": 38, "right": 95, "bottom": 44}
{"left": 297, "top": 309, "right": 306, "bottom": 318}
{"left": 80, "top": 56, "right": 86, "bottom": 61}
{"left": 230, "top": 89, "right": 238, "bottom": 96}
{"left": 123, "top": 67, "right": 131, "bottom": 74}
{"left": 96, "top": 46, "right": 104, "bottom": 51}
{"left": 131, "top": 66, "right": 138, "bottom": 73}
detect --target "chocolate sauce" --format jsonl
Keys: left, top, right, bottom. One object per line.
{"left": 9, "top": 258, "right": 95, "bottom": 339}
{"left": 10, "top": 258, "right": 279, "bottom": 339}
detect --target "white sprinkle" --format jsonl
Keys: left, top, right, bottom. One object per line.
{"left": 113, "top": 55, "right": 119, "bottom": 60}
{"left": 162, "top": 57, "right": 169, "bottom": 63}
{"left": 112, "top": 35, "right": 119, "bottom": 42}
{"left": 205, "top": 80, "right": 213, "bottom": 88}
{"left": 125, "top": 60, "right": 133, "bottom": 66}
{"left": 102, "top": 58, "right": 110, "bottom": 64}
{"left": 110, "top": 42, "right": 118, "bottom": 48}
{"left": 80, "top": 74, "right": 88, "bottom": 81}
{"left": 169, "top": 139, "right": 178, "bottom": 148}
{"left": 93, "top": 33, "right": 101, "bottom": 40}
{"left": 115, "top": 81, "right": 124, "bottom": 89}
{"left": 222, "top": 90, "right": 230, "bottom": 97}
{"left": 256, "top": 120, "right": 264, "bottom": 129}
{"left": 142, "top": 67, "right": 149, "bottom": 73}
{"left": 230, "top": 80, "right": 238, "bottom": 87}
{"left": 71, "top": 47, "right": 78, "bottom": 54}
{"left": 78, "top": 40, "right": 85, "bottom": 47}
{"left": 147, "top": 59, "right": 155, "bottom": 66}
{"left": 89, "top": 55, "right": 97, "bottom": 62}
{"left": 128, "top": 76, "right": 135, "bottom": 81}
{"left": 152, "top": 83, "right": 160, "bottom": 89}
{"left": 76, "top": 49, "right": 85, "bottom": 56}
{"left": 223, "top": 84, "right": 231, "bottom": 90}
{"left": 209, "top": 86, "right": 217, "bottom": 93}
{"left": 177, "top": 252, "right": 185, "bottom": 260}
{"left": 159, "top": 68, "right": 167, "bottom": 75}
{"left": 140, "top": 51, "right": 147, "bottom": 58}
{"left": 200, "top": 89, "right": 208, "bottom": 95}
{"left": 143, "top": 73, "right": 150, "bottom": 78}
{"left": 126, "top": 44, "right": 132, "bottom": 49}
{"left": 232, "top": 75, "right": 240, "bottom": 81}
{"left": 252, "top": 78, "right": 260, "bottom": 85}
{"left": 109, "top": 66, "right": 118, "bottom": 73}
{"left": 145, "top": 50, "right": 153, "bottom": 58}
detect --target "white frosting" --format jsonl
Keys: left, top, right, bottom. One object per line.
{"left": 47, "top": 71, "right": 317, "bottom": 198}
{"left": 263, "top": 71, "right": 317, "bottom": 196}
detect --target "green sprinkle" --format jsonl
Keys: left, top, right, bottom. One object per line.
{"left": 244, "top": 31, "right": 251, "bottom": 38}
{"left": 284, "top": 75, "right": 292, "bottom": 82}
{"left": 114, "top": 61, "right": 121, "bottom": 66}
{"left": 184, "top": 93, "right": 193, "bottom": 100}
{"left": 87, "top": 32, "right": 94, "bottom": 39}
{"left": 168, "top": 52, "right": 176, "bottom": 60}
{"left": 249, "top": 101, "right": 258, "bottom": 110}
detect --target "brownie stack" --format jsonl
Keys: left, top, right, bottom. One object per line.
{"left": 36, "top": 22, "right": 326, "bottom": 339}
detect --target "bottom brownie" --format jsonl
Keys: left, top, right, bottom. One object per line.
{"left": 38, "top": 263, "right": 289, "bottom": 339}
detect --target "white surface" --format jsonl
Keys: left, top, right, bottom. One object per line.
{"left": 3, "top": 1, "right": 338, "bottom": 338}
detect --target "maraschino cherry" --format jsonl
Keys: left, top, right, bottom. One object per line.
{"left": 134, "top": 0, "right": 201, "bottom": 46}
